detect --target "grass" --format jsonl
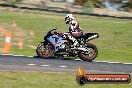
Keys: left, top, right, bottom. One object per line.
{"left": 0, "top": 10, "right": 132, "bottom": 62}
{"left": 0, "top": 10, "right": 132, "bottom": 88}
{"left": 0, "top": 71, "right": 131, "bottom": 88}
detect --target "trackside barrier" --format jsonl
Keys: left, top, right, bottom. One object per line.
{"left": 3, "top": 32, "right": 11, "bottom": 54}
{"left": 18, "top": 40, "right": 23, "bottom": 49}
{"left": 12, "top": 20, "right": 17, "bottom": 29}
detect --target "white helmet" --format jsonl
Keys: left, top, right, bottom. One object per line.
{"left": 65, "top": 14, "right": 74, "bottom": 24}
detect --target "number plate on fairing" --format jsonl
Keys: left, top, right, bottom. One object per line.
{"left": 47, "top": 34, "right": 66, "bottom": 50}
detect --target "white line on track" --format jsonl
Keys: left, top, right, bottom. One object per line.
{"left": 59, "top": 66, "right": 67, "bottom": 68}
{"left": 27, "top": 56, "right": 34, "bottom": 58}
{"left": 41, "top": 65, "right": 50, "bottom": 67}
{"left": 27, "top": 64, "right": 36, "bottom": 66}
{"left": 13, "top": 55, "right": 25, "bottom": 56}
{"left": 122, "top": 63, "right": 132, "bottom": 65}
{"left": 107, "top": 62, "right": 122, "bottom": 64}
{"left": 95, "top": 61, "right": 132, "bottom": 64}
{"left": 1, "top": 54, "right": 14, "bottom": 55}
{"left": 95, "top": 61, "right": 109, "bottom": 63}
{"left": 75, "top": 59, "right": 81, "bottom": 61}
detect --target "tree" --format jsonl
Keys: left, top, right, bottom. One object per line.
{"left": 74, "top": 0, "right": 86, "bottom": 5}
{"left": 74, "top": 0, "right": 99, "bottom": 6}
{"left": 83, "top": 0, "right": 94, "bottom": 13}
{"left": 4, "top": 0, "right": 23, "bottom": 4}
{"left": 122, "top": 0, "right": 132, "bottom": 11}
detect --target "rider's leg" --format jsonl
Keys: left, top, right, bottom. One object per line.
{"left": 67, "top": 33, "right": 79, "bottom": 46}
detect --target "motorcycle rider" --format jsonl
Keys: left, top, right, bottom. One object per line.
{"left": 63, "top": 14, "right": 83, "bottom": 48}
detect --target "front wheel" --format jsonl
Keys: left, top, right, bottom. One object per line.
{"left": 36, "top": 42, "right": 54, "bottom": 59}
{"left": 78, "top": 43, "right": 98, "bottom": 62}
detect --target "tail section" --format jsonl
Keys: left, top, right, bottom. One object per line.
{"left": 84, "top": 33, "right": 99, "bottom": 41}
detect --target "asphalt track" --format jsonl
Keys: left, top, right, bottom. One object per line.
{"left": 0, "top": 55, "right": 132, "bottom": 74}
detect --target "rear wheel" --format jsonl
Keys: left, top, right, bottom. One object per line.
{"left": 36, "top": 42, "right": 54, "bottom": 58}
{"left": 78, "top": 43, "right": 98, "bottom": 62}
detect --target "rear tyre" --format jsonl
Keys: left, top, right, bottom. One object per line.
{"left": 78, "top": 43, "right": 98, "bottom": 62}
{"left": 36, "top": 42, "right": 54, "bottom": 59}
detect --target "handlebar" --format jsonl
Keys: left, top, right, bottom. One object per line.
{"left": 50, "top": 28, "right": 57, "bottom": 32}
{"left": 47, "top": 28, "right": 58, "bottom": 35}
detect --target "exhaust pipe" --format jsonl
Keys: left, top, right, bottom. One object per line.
{"left": 71, "top": 47, "right": 90, "bottom": 52}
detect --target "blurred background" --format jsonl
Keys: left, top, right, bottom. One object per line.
{"left": 0, "top": 0, "right": 132, "bottom": 16}
{"left": 0, "top": 1, "right": 132, "bottom": 87}
{"left": 0, "top": 0, "right": 131, "bottom": 63}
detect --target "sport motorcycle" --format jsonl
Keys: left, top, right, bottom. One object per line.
{"left": 36, "top": 28, "right": 99, "bottom": 62}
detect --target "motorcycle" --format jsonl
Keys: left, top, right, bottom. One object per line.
{"left": 36, "top": 28, "right": 99, "bottom": 62}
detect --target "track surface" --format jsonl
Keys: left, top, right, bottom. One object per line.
{"left": 0, "top": 55, "right": 132, "bottom": 74}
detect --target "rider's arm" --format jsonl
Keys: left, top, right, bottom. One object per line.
{"left": 71, "top": 20, "right": 78, "bottom": 29}
{"left": 70, "top": 20, "right": 81, "bottom": 33}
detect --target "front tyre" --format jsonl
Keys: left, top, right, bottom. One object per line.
{"left": 78, "top": 43, "right": 98, "bottom": 62}
{"left": 36, "top": 42, "right": 54, "bottom": 58}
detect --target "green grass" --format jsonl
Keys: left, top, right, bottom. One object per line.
{"left": 0, "top": 11, "right": 132, "bottom": 62}
{"left": 0, "top": 71, "right": 131, "bottom": 88}
{"left": 0, "top": 10, "right": 132, "bottom": 88}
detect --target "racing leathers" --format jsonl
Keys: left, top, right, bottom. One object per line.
{"left": 63, "top": 20, "right": 83, "bottom": 47}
